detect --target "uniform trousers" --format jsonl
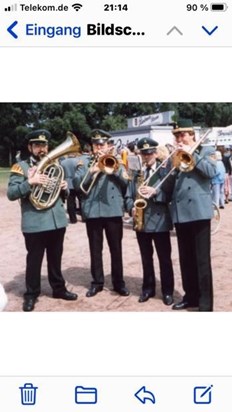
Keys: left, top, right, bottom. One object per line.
{"left": 23, "top": 228, "right": 66, "bottom": 298}
{"left": 136, "top": 231, "right": 174, "bottom": 296}
{"left": 175, "top": 219, "right": 213, "bottom": 311}
{"left": 85, "top": 217, "right": 125, "bottom": 289}
{"left": 67, "top": 189, "right": 78, "bottom": 223}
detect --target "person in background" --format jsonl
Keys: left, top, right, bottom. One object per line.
{"left": 0, "top": 283, "right": 8, "bottom": 311}
{"left": 125, "top": 138, "right": 174, "bottom": 305}
{"left": 107, "top": 139, "right": 115, "bottom": 152}
{"left": 15, "top": 150, "right": 21, "bottom": 163}
{"left": 7, "top": 129, "right": 78, "bottom": 311}
{"left": 211, "top": 150, "right": 226, "bottom": 209}
{"left": 229, "top": 146, "right": 232, "bottom": 200}
{"left": 73, "top": 129, "right": 130, "bottom": 298}
{"left": 61, "top": 153, "right": 80, "bottom": 223}
{"left": 169, "top": 119, "right": 217, "bottom": 312}
{"left": 222, "top": 146, "right": 232, "bottom": 203}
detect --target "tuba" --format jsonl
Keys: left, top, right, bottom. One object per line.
{"left": 29, "top": 131, "right": 81, "bottom": 210}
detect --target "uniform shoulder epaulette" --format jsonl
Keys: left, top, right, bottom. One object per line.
{"left": 10, "top": 163, "right": 24, "bottom": 175}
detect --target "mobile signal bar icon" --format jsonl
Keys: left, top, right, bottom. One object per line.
{"left": 72, "top": 3, "right": 83, "bottom": 11}
{"left": 5, "top": 3, "right": 17, "bottom": 11}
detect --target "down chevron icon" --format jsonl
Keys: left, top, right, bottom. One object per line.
{"left": 202, "top": 25, "right": 218, "bottom": 36}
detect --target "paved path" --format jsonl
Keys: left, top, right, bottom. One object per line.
{"left": 0, "top": 194, "right": 231, "bottom": 311}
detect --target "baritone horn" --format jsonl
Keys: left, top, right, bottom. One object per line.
{"left": 29, "top": 131, "right": 81, "bottom": 210}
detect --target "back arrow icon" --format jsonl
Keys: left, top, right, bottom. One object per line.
{"left": 7, "top": 20, "right": 18, "bottom": 39}
{"left": 134, "top": 386, "right": 156, "bottom": 404}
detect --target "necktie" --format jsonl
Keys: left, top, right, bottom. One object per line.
{"left": 144, "top": 166, "right": 151, "bottom": 180}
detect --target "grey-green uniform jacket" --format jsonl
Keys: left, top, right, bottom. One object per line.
{"left": 125, "top": 164, "right": 173, "bottom": 233}
{"left": 73, "top": 155, "right": 129, "bottom": 220}
{"left": 7, "top": 160, "right": 68, "bottom": 233}
{"left": 169, "top": 146, "right": 218, "bottom": 223}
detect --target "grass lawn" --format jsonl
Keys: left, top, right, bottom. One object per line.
{"left": 0, "top": 168, "right": 10, "bottom": 191}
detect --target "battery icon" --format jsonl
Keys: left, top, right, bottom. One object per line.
{"left": 210, "top": 3, "right": 228, "bottom": 11}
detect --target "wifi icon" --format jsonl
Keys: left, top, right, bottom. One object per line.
{"left": 72, "top": 3, "right": 83, "bottom": 11}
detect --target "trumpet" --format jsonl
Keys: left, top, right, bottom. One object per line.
{"left": 80, "top": 149, "right": 119, "bottom": 195}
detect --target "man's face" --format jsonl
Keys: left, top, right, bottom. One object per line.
{"left": 92, "top": 142, "right": 108, "bottom": 155}
{"left": 141, "top": 150, "right": 158, "bottom": 167}
{"left": 28, "top": 142, "right": 48, "bottom": 161}
{"left": 174, "top": 131, "right": 194, "bottom": 146}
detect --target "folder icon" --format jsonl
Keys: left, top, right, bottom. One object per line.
{"left": 75, "top": 386, "right": 98, "bottom": 404}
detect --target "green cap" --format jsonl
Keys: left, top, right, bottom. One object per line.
{"left": 172, "top": 119, "right": 194, "bottom": 134}
{"left": 91, "top": 129, "right": 112, "bottom": 144}
{"left": 137, "top": 137, "right": 158, "bottom": 154}
{"left": 27, "top": 129, "right": 51, "bottom": 144}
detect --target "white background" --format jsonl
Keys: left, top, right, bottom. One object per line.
{"left": 0, "top": 46, "right": 232, "bottom": 378}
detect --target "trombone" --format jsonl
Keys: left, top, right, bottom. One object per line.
{"left": 138, "top": 128, "right": 212, "bottom": 197}
{"left": 80, "top": 149, "right": 119, "bottom": 195}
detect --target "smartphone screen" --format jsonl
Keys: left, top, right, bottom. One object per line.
{"left": 0, "top": 0, "right": 231, "bottom": 410}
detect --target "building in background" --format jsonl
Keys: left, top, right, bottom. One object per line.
{"left": 111, "top": 111, "right": 201, "bottom": 147}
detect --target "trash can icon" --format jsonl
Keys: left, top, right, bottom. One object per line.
{"left": 19, "top": 383, "right": 38, "bottom": 405}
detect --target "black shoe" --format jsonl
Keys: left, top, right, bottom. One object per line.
{"left": 163, "top": 294, "right": 174, "bottom": 306}
{"left": 138, "top": 292, "right": 155, "bottom": 303}
{"left": 172, "top": 299, "right": 198, "bottom": 310}
{"left": 86, "top": 286, "right": 103, "bottom": 297}
{"left": 23, "top": 297, "right": 37, "bottom": 312}
{"left": 53, "top": 290, "right": 78, "bottom": 300}
{"left": 113, "top": 286, "right": 130, "bottom": 296}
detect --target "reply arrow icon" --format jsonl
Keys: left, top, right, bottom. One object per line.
{"left": 7, "top": 20, "right": 18, "bottom": 39}
{"left": 134, "top": 386, "right": 156, "bottom": 404}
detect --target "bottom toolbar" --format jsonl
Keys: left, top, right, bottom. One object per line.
{"left": 0, "top": 376, "right": 230, "bottom": 411}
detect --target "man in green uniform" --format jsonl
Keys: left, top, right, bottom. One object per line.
{"left": 7, "top": 129, "right": 77, "bottom": 311}
{"left": 125, "top": 138, "right": 174, "bottom": 305}
{"left": 73, "top": 129, "right": 130, "bottom": 297}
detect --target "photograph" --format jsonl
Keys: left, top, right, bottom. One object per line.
{"left": 1, "top": 102, "right": 231, "bottom": 312}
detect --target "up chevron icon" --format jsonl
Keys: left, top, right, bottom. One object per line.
{"left": 202, "top": 25, "right": 218, "bottom": 35}
{"left": 166, "top": 26, "right": 183, "bottom": 36}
